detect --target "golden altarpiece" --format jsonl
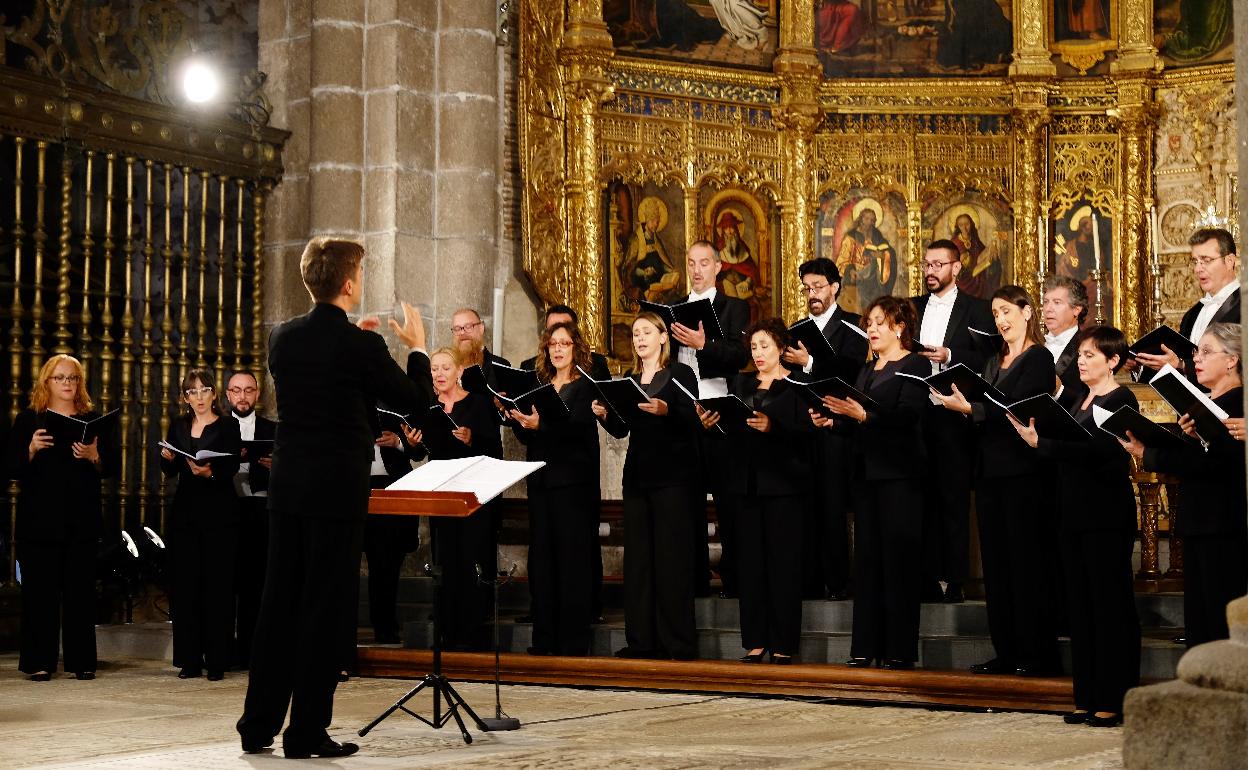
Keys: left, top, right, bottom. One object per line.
{"left": 517, "top": 0, "right": 1238, "bottom": 586}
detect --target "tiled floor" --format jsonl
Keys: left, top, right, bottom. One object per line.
{"left": 0, "top": 655, "right": 1125, "bottom": 768}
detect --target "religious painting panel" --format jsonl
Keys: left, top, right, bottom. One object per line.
{"left": 1050, "top": 0, "right": 1117, "bottom": 75}
{"left": 605, "top": 0, "right": 778, "bottom": 71}
{"left": 1050, "top": 196, "right": 1115, "bottom": 322}
{"left": 698, "top": 186, "right": 778, "bottom": 323}
{"left": 815, "top": 188, "right": 908, "bottom": 314}
{"left": 1154, "top": 0, "right": 1233, "bottom": 65}
{"left": 923, "top": 193, "right": 1012, "bottom": 301}
{"left": 814, "top": 0, "right": 1011, "bottom": 77}
{"left": 605, "top": 180, "right": 688, "bottom": 358}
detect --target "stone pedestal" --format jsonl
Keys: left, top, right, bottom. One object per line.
{"left": 1124, "top": 596, "right": 1248, "bottom": 768}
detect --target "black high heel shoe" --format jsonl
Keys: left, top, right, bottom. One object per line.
{"left": 739, "top": 649, "right": 766, "bottom": 663}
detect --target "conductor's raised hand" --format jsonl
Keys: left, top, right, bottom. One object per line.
{"left": 746, "top": 410, "right": 771, "bottom": 433}
{"left": 357, "top": 315, "right": 381, "bottom": 332}
{"left": 1006, "top": 413, "right": 1039, "bottom": 448}
{"left": 509, "top": 406, "right": 540, "bottom": 430}
{"left": 671, "top": 321, "right": 706, "bottom": 351}
{"left": 390, "top": 301, "right": 427, "bottom": 350}
{"left": 823, "top": 395, "right": 866, "bottom": 423}
{"left": 28, "top": 428, "right": 53, "bottom": 459}
{"left": 1134, "top": 343, "right": 1180, "bottom": 373}
{"left": 452, "top": 426, "right": 472, "bottom": 446}
{"left": 782, "top": 341, "right": 810, "bottom": 367}
{"left": 695, "top": 403, "right": 720, "bottom": 431}
{"left": 931, "top": 383, "right": 973, "bottom": 415}
{"left": 638, "top": 397, "right": 668, "bottom": 416}
{"left": 809, "top": 408, "right": 834, "bottom": 429}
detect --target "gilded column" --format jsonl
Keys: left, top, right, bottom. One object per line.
{"left": 98, "top": 154, "right": 117, "bottom": 414}
{"left": 1113, "top": 0, "right": 1163, "bottom": 73}
{"left": 159, "top": 165, "right": 176, "bottom": 528}
{"left": 139, "top": 161, "right": 157, "bottom": 527}
{"left": 178, "top": 168, "right": 192, "bottom": 374}
{"left": 1012, "top": 97, "right": 1050, "bottom": 301}
{"left": 29, "top": 141, "right": 48, "bottom": 379}
{"left": 251, "top": 182, "right": 270, "bottom": 365}
{"left": 9, "top": 137, "right": 26, "bottom": 421}
{"left": 1009, "top": 0, "right": 1057, "bottom": 77}
{"left": 1115, "top": 81, "right": 1159, "bottom": 342}
{"left": 79, "top": 152, "right": 95, "bottom": 378}
{"left": 53, "top": 148, "right": 74, "bottom": 355}
{"left": 774, "top": 82, "right": 820, "bottom": 323}
{"left": 233, "top": 179, "right": 246, "bottom": 367}
{"left": 214, "top": 175, "right": 228, "bottom": 387}
{"left": 117, "top": 157, "right": 138, "bottom": 534}
{"left": 196, "top": 171, "right": 210, "bottom": 368}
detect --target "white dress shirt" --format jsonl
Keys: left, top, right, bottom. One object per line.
{"left": 232, "top": 411, "right": 266, "bottom": 498}
{"left": 1190, "top": 280, "right": 1240, "bottom": 346}
{"left": 678, "top": 286, "right": 729, "bottom": 398}
{"left": 919, "top": 287, "right": 959, "bottom": 375}
{"left": 801, "top": 305, "right": 839, "bottom": 375}
{"left": 1044, "top": 324, "right": 1078, "bottom": 364}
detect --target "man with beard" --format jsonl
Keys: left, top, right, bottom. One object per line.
{"left": 782, "top": 258, "right": 866, "bottom": 600}
{"left": 226, "top": 371, "right": 277, "bottom": 670}
{"left": 911, "top": 240, "right": 993, "bottom": 604}
{"left": 451, "top": 308, "right": 511, "bottom": 388}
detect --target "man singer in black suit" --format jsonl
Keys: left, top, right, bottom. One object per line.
{"left": 781, "top": 258, "right": 866, "bottom": 599}
{"left": 670, "top": 240, "right": 750, "bottom": 597}
{"left": 1135, "top": 227, "right": 1240, "bottom": 384}
{"left": 912, "top": 239, "right": 994, "bottom": 604}
{"left": 237, "top": 238, "right": 433, "bottom": 759}
{"left": 1041, "top": 275, "right": 1087, "bottom": 396}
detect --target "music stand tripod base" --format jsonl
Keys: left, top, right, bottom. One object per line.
{"left": 358, "top": 670, "right": 487, "bottom": 744}
{"left": 481, "top": 716, "right": 521, "bottom": 731}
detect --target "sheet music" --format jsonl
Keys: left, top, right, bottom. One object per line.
{"left": 1092, "top": 404, "right": 1114, "bottom": 427}
{"left": 386, "top": 456, "right": 546, "bottom": 504}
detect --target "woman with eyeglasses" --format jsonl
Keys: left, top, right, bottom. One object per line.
{"left": 932, "top": 285, "right": 1060, "bottom": 678}
{"left": 159, "top": 368, "right": 241, "bottom": 680}
{"left": 509, "top": 322, "right": 601, "bottom": 656}
{"left": 1122, "top": 322, "right": 1246, "bottom": 649}
{"left": 698, "top": 318, "right": 813, "bottom": 664}
{"left": 814, "top": 296, "right": 930, "bottom": 670}
{"left": 1007, "top": 326, "right": 1140, "bottom": 728}
{"left": 4, "top": 355, "right": 117, "bottom": 681}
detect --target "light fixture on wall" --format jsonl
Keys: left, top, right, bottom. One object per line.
{"left": 181, "top": 57, "right": 223, "bottom": 105}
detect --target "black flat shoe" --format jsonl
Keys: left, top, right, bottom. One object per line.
{"left": 29, "top": 671, "right": 51, "bottom": 682}
{"left": 969, "top": 658, "right": 1011, "bottom": 675}
{"left": 178, "top": 668, "right": 202, "bottom": 679}
{"left": 241, "top": 735, "right": 274, "bottom": 754}
{"left": 1063, "top": 711, "right": 1089, "bottom": 724}
{"left": 74, "top": 671, "right": 95, "bottom": 681}
{"left": 770, "top": 653, "right": 793, "bottom": 665}
{"left": 207, "top": 670, "right": 225, "bottom": 681}
{"left": 881, "top": 659, "right": 914, "bottom": 670}
{"left": 1086, "top": 713, "right": 1123, "bottom": 728}
{"left": 845, "top": 657, "right": 873, "bottom": 667}
{"left": 739, "top": 650, "right": 766, "bottom": 663}
{"left": 283, "top": 738, "right": 359, "bottom": 759}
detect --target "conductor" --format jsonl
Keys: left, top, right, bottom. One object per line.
{"left": 237, "top": 238, "right": 433, "bottom": 759}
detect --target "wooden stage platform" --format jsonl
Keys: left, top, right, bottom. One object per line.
{"left": 355, "top": 648, "right": 1075, "bottom": 713}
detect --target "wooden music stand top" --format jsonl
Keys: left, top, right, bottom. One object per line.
{"left": 368, "top": 489, "right": 482, "bottom": 518}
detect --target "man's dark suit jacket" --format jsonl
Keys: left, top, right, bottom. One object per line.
{"left": 670, "top": 292, "right": 750, "bottom": 380}
{"left": 239, "top": 414, "right": 278, "bottom": 493}
{"left": 910, "top": 291, "right": 995, "bottom": 375}
{"left": 266, "top": 303, "right": 433, "bottom": 520}
{"left": 521, "top": 350, "right": 611, "bottom": 380}
{"left": 1139, "top": 290, "right": 1241, "bottom": 385}
{"left": 808, "top": 306, "right": 868, "bottom": 381}
{"left": 1055, "top": 333, "right": 1082, "bottom": 394}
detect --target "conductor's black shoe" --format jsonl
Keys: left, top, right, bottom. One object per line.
{"left": 845, "top": 657, "right": 873, "bottom": 668}
{"left": 1063, "top": 711, "right": 1089, "bottom": 724}
{"left": 943, "top": 584, "right": 965, "bottom": 603}
{"left": 969, "top": 658, "right": 1011, "bottom": 675}
{"left": 241, "top": 735, "right": 274, "bottom": 753}
{"left": 881, "top": 659, "right": 914, "bottom": 670}
{"left": 74, "top": 671, "right": 95, "bottom": 680}
{"left": 283, "top": 738, "right": 359, "bottom": 759}
{"left": 178, "top": 667, "right": 202, "bottom": 679}
{"left": 207, "top": 670, "right": 225, "bottom": 681}
{"left": 1085, "top": 713, "right": 1123, "bottom": 728}
{"left": 28, "top": 671, "right": 52, "bottom": 681}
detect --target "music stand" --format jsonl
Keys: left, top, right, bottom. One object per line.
{"left": 358, "top": 489, "right": 490, "bottom": 744}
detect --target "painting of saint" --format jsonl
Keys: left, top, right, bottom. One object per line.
{"left": 1053, "top": 202, "right": 1114, "bottom": 321}
{"left": 606, "top": 181, "right": 685, "bottom": 321}
{"left": 623, "top": 197, "right": 682, "bottom": 304}
{"left": 700, "top": 188, "right": 775, "bottom": 322}
{"left": 605, "top": 0, "right": 778, "bottom": 70}
{"left": 816, "top": 191, "right": 907, "bottom": 313}
{"left": 1054, "top": 0, "right": 1110, "bottom": 41}
{"left": 924, "top": 195, "right": 1011, "bottom": 300}
{"left": 1154, "top": 0, "right": 1233, "bottom": 64}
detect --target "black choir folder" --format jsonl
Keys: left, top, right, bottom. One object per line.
{"left": 894, "top": 363, "right": 1006, "bottom": 402}
{"left": 670, "top": 378, "right": 753, "bottom": 431}
{"left": 240, "top": 439, "right": 274, "bottom": 459}
{"left": 1092, "top": 404, "right": 1191, "bottom": 450}
{"left": 579, "top": 367, "right": 651, "bottom": 424}
{"left": 1149, "top": 364, "right": 1230, "bottom": 444}
{"left": 985, "top": 392, "right": 1091, "bottom": 442}
{"left": 785, "top": 376, "right": 880, "bottom": 416}
{"left": 158, "top": 440, "right": 233, "bottom": 462}
{"left": 638, "top": 298, "right": 724, "bottom": 341}
{"left": 968, "top": 327, "right": 1005, "bottom": 357}
{"left": 1129, "top": 325, "right": 1198, "bottom": 360}
{"left": 461, "top": 362, "right": 540, "bottom": 397}
{"left": 42, "top": 408, "right": 119, "bottom": 445}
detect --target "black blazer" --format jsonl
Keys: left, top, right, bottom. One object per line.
{"left": 5, "top": 408, "right": 118, "bottom": 544}
{"left": 670, "top": 292, "right": 751, "bottom": 381}
{"left": 1140, "top": 291, "right": 1240, "bottom": 384}
{"left": 1144, "top": 387, "right": 1246, "bottom": 536}
{"left": 971, "top": 344, "right": 1057, "bottom": 479}
{"left": 911, "top": 291, "right": 995, "bottom": 375}
{"left": 847, "top": 353, "right": 931, "bottom": 482}
{"left": 409, "top": 392, "right": 504, "bottom": 462}
{"left": 236, "top": 413, "right": 277, "bottom": 493}
{"left": 1054, "top": 333, "right": 1083, "bottom": 394}
{"left": 512, "top": 375, "right": 601, "bottom": 491}
{"left": 712, "top": 373, "right": 812, "bottom": 497}
{"left": 809, "top": 306, "right": 869, "bottom": 382}
{"left": 266, "top": 303, "right": 433, "bottom": 520}
{"left": 522, "top": 351, "right": 611, "bottom": 381}
{"left": 1036, "top": 385, "right": 1138, "bottom": 534}
{"left": 160, "top": 414, "right": 242, "bottom": 529}
{"left": 600, "top": 362, "right": 699, "bottom": 491}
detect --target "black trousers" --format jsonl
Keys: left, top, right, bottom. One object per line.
{"left": 696, "top": 431, "right": 725, "bottom": 596}
{"left": 237, "top": 509, "right": 365, "bottom": 748}
{"left": 1061, "top": 530, "right": 1140, "bottom": 713}
{"left": 805, "top": 433, "right": 852, "bottom": 598}
{"left": 172, "top": 522, "right": 238, "bottom": 672}
{"left": 234, "top": 496, "right": 270, "bottom": 667}
{"left": 1182, "top": 533, "right": 1248, "bottom": 647}
{"left": 976, "top": 475, "right": 1058, "bottom": 668}
{"left": 735, "top": 493, "right": 805, "bottom": 656}
{"left": 528, "top": 484, "right": 597, "bottom": 655}
{"left": 623, "top": 484, "right": 698, "bottom": 658}
{"left": 431, "top": 504, "right": 495, "bottom": 649}
{"left": 850, "top": 479, "right": 923, "bottom": 663}
{"left": 17, "top": 539, "right": 97, "bottom": 675}
{"left": 921, "top": 407, "right": 974, "bottom": 586}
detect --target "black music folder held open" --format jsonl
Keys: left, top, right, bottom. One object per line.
{"left": 1149, "top": 364, "right": 1230, "bottom": 444}
{"left": 785, "top": 376, "right": 881, "bottom": 414}
{"left": 581, "top": 368, "right": 651, "bottom": 425}
{"left": 894, "top": 363, "right": 1006, "bottom": 403}
{"left": 787, "top": 318, "right": 836, "bottom": 357}
{"left": 499, "top": 382, "right": 570, "bottom": 420}
{"left": 986, "top": 392, "right": 1091, "bottom": 442}
{"left": 1092, "top": 404, "right": 1191, "bottom": 450}
{"left": 240, "top": 439, "right": 275, "bottom": 460}
{"left": 462, "top": 362, "right": 540, "bottom": 397}
{"left": 638, "top": 298, "right": 724, "bottom": 341}
{"left": 1129, "top": 325, "right": 1198, "bottom": 360}
{"left": 376, "top": 407, "right": 413, "bottom": 434}
{"left": 43, "top": 408, "right": 120, "bottom": 445}
{"left": 696, "top": 394, "right": 757, "bottom": 431}
{"left": 967, "top": 326, "right": 1005, "bottom": 357}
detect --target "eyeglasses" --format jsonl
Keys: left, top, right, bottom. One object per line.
{"left": 184, "top": 386, "right": 215, "bottom": 397}
{"left": 50, "top": 374, "right": 82, "bottom": 384}
{"left": 546, "top": 340, "right": 574, "bottom": 350}
{"left": 1194, "top": 346, "right": 1229, "bottom": 360}
{"left": 226, "top": 386, "right": 258, "bottom": 395}
{"left": 1190, "top": 255, "right": 1228, "bottom": 268}
{"left": 922, "top": 260, "right": 956, "bottom": 272}
{"left": 800, "top": 282, "right": 830, "bottom": 294}
{"left": 451, "top": 321, "right": 483, "bottom": 335}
